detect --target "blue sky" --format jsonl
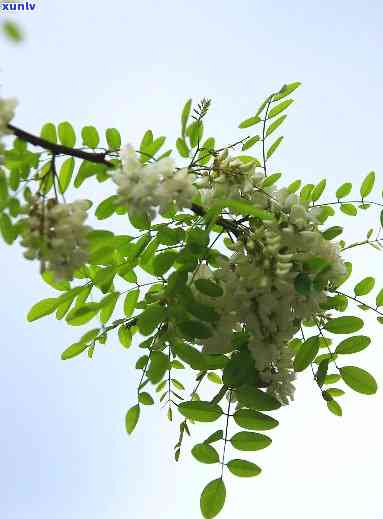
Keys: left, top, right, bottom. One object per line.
{"left": 1, "top": 1, "right": 383, "bottom": 518}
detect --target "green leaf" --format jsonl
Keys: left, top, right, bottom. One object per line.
{"left": 324, "top": 374, "right": 341, "bottom": 384}
{"left": 294, "top": 336, "right": 320, "bottom": 372}
{"left": 172, "top": 341, "right": 207, "bottom": 370}
{"left": 95, "top": 195, "right": 118, "bottom": 220}
{"left": 227, "top": 459, "right": 262, "bottom": 477}
{"left": 58, "top": 157, "right": 75, "bottom": 194}
{"left": 207, "top": 373, "right": 222, "bottom": 384}
{"left": 105, "top": 128, "right": 121, "bottom": 150}
{"left": 66, "top": 303, "right": 100, "bottom": 326}
{"left": 0, "top": 170, "right": 8, "bottom": 202}
{"left": 222, "top": 351, "right": 253, "bottom": 387}
{"left": 0, "top": 213, "right": 15, "bottom": 245}
{"left": 265, "top": 115, "right": 287, "bottom": 137}
{"left": 125, "top": 404, "right": 140, "bottom": 434}
{"left": 183, "top": 297, "right": 220, "bottom": 323}
{"left": 187, "top": 120, "right": 203, "bottom": 148}
{"left": 40, "top": 122, "right": 57, "bottom": 143}
{"left": 2, "top": 20, "right": 23, "bottom": 42}
{"left": 327, "top": 399, "right": 342, "bottom": 416}
{"left": 340, "top": 366, "right": 377, "bottom": 395}
{"left": 311, "top": 179, "right": 327, "bottom": 201}
{"left": 236, "top": 385, "right": 281, "bottom": 411}
{"left": 376, "top": 288, "right": 383, "bottom": 308}
{"left": 262, "top": 172, "right": 282, "bottom": 187}
{"left": 316, "top": 359, "right": 329, "bottom": 388}
{"left": 138, "top": 392, "right": 154, "bottom": 405}
{"left": 200, "top": 479, "right": 226, "bottom": 519}
{"left": 181, "top": 99, "right": 192, "bottom": 137}
{"left": 354, "top": 277, "right": 375, "bottom": 296}
{"left": 178, "top": 401, "right": 223, "bottom": 422}
{"left": 81, "top": 126, "right": 100, "bottom": 148}
{"left": 118, "top": 325, "right": 132, "bottom": 349}
{"left": 336, "top": 182, "right": 352, "bottom": 199}
{"left": 300, "top": 183, "right": 314, "bottom": 203}
{"left": 61, "top": 342, "right": 88, "bottom": 360}
{"left": 267, "top": 99, "right": 293, "bottom": 119}
{"left": 129, "top": 210, "right": 151, "bottom": 230}
{"left": 176, "top": 137, "right": 190, "bottom": 158}
{"left": 294, "top": 272, "right": 312, "bottom": 295}
{"left": 340, "top": 203, "right": 357, "bottom": 216}
{"left": 233, "top": 409, "right": 279, "bottom": 431}
{"left": 360, "top": 171, "right": 375, "bottom": 198}
{"left": 273, "top": 81, "right": 301, "bottom": 101}
{"left": 266, "top": 136, "right": 283, "bottom": 159}
{"left": 324, "top": 316, "right": 364, "bottom": 334}
{"left": 41, "top": 271, "right": 70, "bottom": 292}
{"left": 153, "top": 251, "right": 178, "bottom": 276}
{"left": 230, "top": 431, "right": 272, "bottom": 451}
{"left": 205, "top": 430, "right": 224, "bottom": 444}
{"left": 178, "top": 320, "right": 212, "bottom": 339}
{"left": 214, "top": 198, "right": 274, "bottom": 220}
{"left": 325, "top": 388, "right": 345, "bottom": 398}
{"left": 194, "top": 279, "right": 224, "bottom": 298}
{"left": 287, "top": 179, "right": 302, "bottom": 193}
{"left": 147, "top": 351, "right": 169, "bottom": 384}
{"left": 138, "top": 304, "right": 166, "bottom": 336}
{"left": 238, "top": 115, "right": 261, "bottom": 129}
{"left": 27, "top": 298, "right": 59, "bottom": 322}
{"left": 322, "top": 226, "right": 343, "bottom": 240}
{"left": 124, "top": 289, "right": 139, "bottom": 317}
{"left": 242, "top": 135, "right": 260, "bottom": 150}
{"left": 192, "top": 443, "right": 220, "bottom": 464}
{"left": 99, "top": 292, "right": 119, "bottom": 324}
{"left": 58, "top": 122, "right": 76, "bottom": 147}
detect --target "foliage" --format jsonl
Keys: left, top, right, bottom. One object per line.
{"left": 1, "top": 81, "right": 382, "bottom": 517}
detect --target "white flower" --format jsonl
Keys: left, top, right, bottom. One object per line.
{"left": 113, "top": 144, "right": 196, "bottom": 219}
{"left": 20, "top": 197, "right": 91, "bottom": 280}
{"left": 0, "top": 97, "right": 17, "bottom": 136}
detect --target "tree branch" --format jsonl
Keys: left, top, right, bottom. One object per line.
{"left": 7, "top": 123, "right": 114, "bottom": 166}
{"left": 8, "top": 123, "right": 244, "bottom": 238}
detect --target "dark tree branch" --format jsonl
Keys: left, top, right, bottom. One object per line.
{"left": 7, "top": 123, "right": 114, "bottom": 166}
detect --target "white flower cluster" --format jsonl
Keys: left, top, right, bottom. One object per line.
{"left": 191, "top": 170, "right": 346, "bottom": 405}
{"left": 0, "top": 97, "right": 17, "bottom": 136}
{"left": 0, "top": 97, "right": 18, "bottom": 161}
{"left": 196, "top": 149, "right": 265, "bottom": 206}
{"left": 20, "top": 197, "right": 91, "bottom": 280}
{"left": 113, "top": 145, "right": 197, "bottom": 219}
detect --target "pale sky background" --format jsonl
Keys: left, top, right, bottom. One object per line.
{"left": 1, "top": 1, "right": 383, "bottom": 518}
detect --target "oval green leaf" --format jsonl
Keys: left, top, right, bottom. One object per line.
{"left": 227, "top": 459, "right": 262, "bottom": 477}
{"left": 178, "top": 401, "right": 223, "bottom": 422}
{"left": 340, "top": 366, "right": 377, "bottom": 395}
{"left": 200, "top": 479, "right": 226, "bottom": 519}
{"left": 230, "top": 431, "right": 272, "bottom": 451}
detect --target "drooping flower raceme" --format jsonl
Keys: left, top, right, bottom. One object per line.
{"left": 190, "top": 174, "right": 346, "bottom": 405}
{"left": 20, "top": 196, "right": 91, "bottom": 280}
{"left": 113, "top": 145, "right": 197, "bottom": 219}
